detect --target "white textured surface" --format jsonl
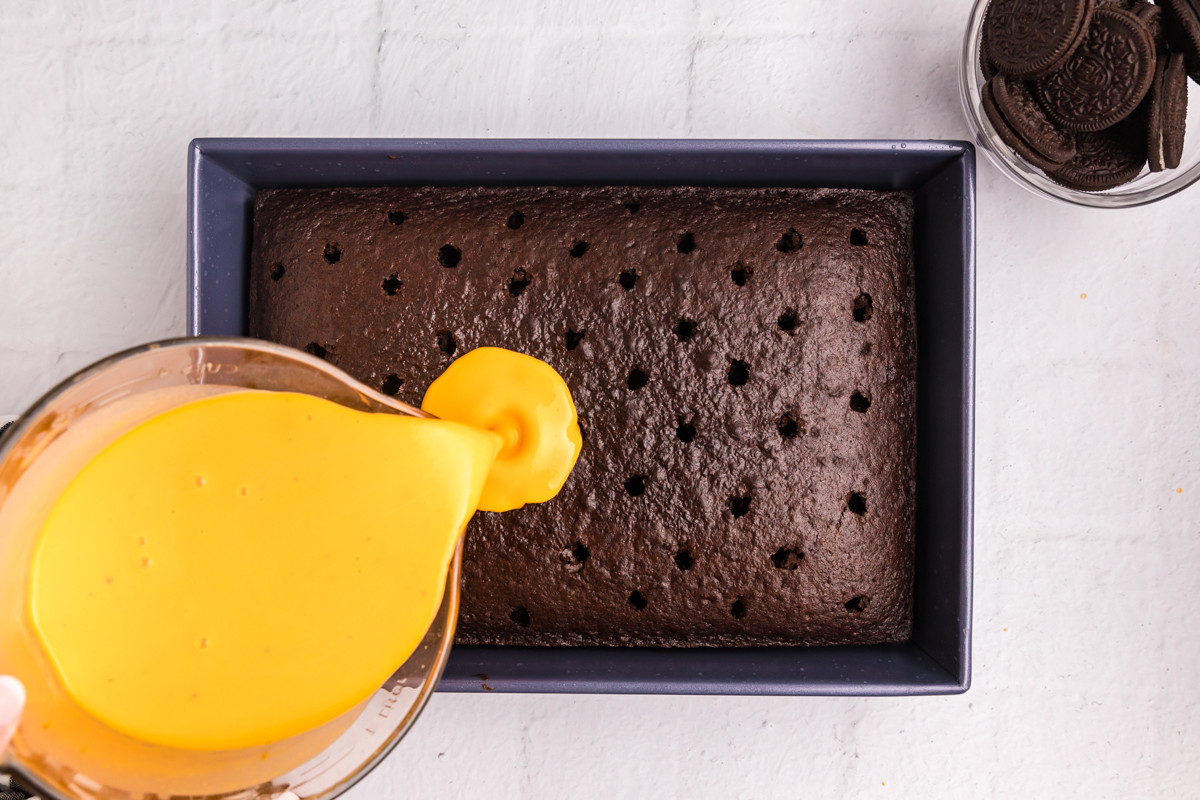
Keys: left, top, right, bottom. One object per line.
{"left": 3, "top": 1, "right": 1200, "bottom": 797}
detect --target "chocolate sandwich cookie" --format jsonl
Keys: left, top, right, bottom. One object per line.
{"left": 1098, "top": 2, "right": 1167, "bottom": 54}
{"left": 1159, "top": 0, "right": 1200, "bottom": 83}
{"left": 1048, "top": 113, "right": 1149, "bottom": 189}
{"left": 983, "top": 78, "right": 1070, "bottom": 171}
{"left": 979, "top": 5, "right": 1000, "bottom": 80}
{"left": 1146, "top": 52, "right": 1189, "bottom": 170}
{"left": 1146, "top": 53, "right": 1169, "bottom": 171}
{"left": 980, "top": 39, "right": 1000, "bottom": 81}
{"left": 984, "top": 0, "right": 1095, "bottom": 79}
{"left": 993, "top": 74, "right": 1077, "bottom": 162}
{"left": 1134, "top": 2, "right": 1168, "bottom": 52}
{"left": 1035, "top": 7, "right": 1156, "bottom": 132}
{"left": 1161, "top": 52, "right": 1189, "bottom": 167}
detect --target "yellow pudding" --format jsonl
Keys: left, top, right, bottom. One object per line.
{"left": 23, "top": 345, "right": 581, "bottom": 754}
{"left": 422, "top": 347, "right": 582, "bottom": 513}
{"left": 29, "top": 390, "right": 501, "bottom": 750}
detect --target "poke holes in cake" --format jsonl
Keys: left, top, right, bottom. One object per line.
{"left": 564, "top": 329, "right": 585, "bottom": 350}
{"left": 674, "top": 317, "right": 697, "bottom": 341}
{"left": 508, "top": 268, "right": 531, "bottom": 296}
{"left": 728, "top": 494, "right": 752, "bottom": 518}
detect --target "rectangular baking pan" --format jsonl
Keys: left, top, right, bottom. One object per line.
{"left": 187, "top": 138, "right": 975, "bottom": 696}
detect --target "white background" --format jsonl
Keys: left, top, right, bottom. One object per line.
{"left": 3, "top": 1, "right": 1200, "bottom": 797}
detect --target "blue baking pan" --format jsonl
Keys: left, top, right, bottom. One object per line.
{"left": 187, "top": 138, "right": 975, "bottom": 696}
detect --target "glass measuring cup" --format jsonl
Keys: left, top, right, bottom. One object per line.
{"left": 0, "top": 337, "right": 455, "bottom": 800}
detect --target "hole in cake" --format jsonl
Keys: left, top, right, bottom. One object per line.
{"left": 381, "top": 273, "right": 402, "bottom": 296}
{"left": 577, "top": 418, "right": 586, "bottom": 442}
{"left": 675, "top": 317, "right": 697, "bottom": 341}
{"left": 850, "top": 391, "right": 871, "bottom": 413}
{"left": 846, "top": 492, "right": 867, "bottom": 516}
{"left": 853, "top": 293, "right": 873, "bottom": 322}
{"left": 509, "top": 605, "right": 531, "bottom": 627}
{"left": 731, "top": 263, "right": 752, "bottom": 286}
{"left": 559, "top": 541, "right": 589, "bottom": 573}
{"left": 676, "top": 420, "right": 696, "bottom": 443}
{"left": 437, "top": 330, "right": 457, "bottom": 356}
{"left": 676, "top": 232, "right": 696, "bottom": 254}
{"left": 508, "top": 268, "right": 531, "bottom": 296}
{"left": 569, "top": 240, "right": 590, "bottom": 258}
{"left": 730, "top": 598, "right": 747, "bottom": 619}
{"left": 625, "top": 474, "right": 647, "bottom": 497}
{"left": 770, "top": 547, "right": 803, "bottom": 570}
{"left": 619, "top": 269, "right": 638, "bottom": 291}
{"left": 627, "top": 590, "right": 648, "bottom": 611}
{"left": 506, "top": 210, "right": 525, "bottom": 230}
{"left": 850, "top": 228, "right": 868, "bottom": 246}
{"left": 627, "top": 368, "right": 649, "bottom": 391}
{"left": 323, "top": 243, "right": 341, "bottom": 264}
{"left": 380, "top": 374, "right": 403, "bottom": 396}
{"left": 776, "top": 413, "right": 800, "bottom": 440}
{"left": 623, "top": 199, "right": 641, "bottom": 214}
{"left": 674, "top": 548, "right": 694, "bottom": 571}
{"left": 269, "top": 263, "right": 285, "bottom": 281}
{"left": 729, "top": 494, "right": 752, "bottom": 518}
{"left": 775, "top": 229, "right": 802, "bottom": 253}
{"left": 727, "top": 359, "right": 750, "bottom": 387}
{"left": 387, "top": 210, "right": 406, "bottom": 225}
{"left": 860, "top": 342, "right": 873, "bottom": 356}
{"left": 303, "top": 342, "right": 327, "bottom": 359}
{"left": 438, "top": 244, "right": 461, "bottom": 269}
{"left": 777, "top": 308, "right": 799, "bottom": 332}
{"left": 845, "top": 595, "right": 869, "bottom": 613}
{"left": 565, "top": 329, "right": 585, "bottom": 350}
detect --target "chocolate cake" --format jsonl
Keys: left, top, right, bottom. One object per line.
{"left": 249, "top": 186, "right": 917, "bottom": 647}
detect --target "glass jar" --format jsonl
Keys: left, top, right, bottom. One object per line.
{"left": 959, "top": 0, "right": 1200, "bottom": 207}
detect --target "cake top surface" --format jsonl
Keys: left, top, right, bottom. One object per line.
{"left": 250, "top": 185, "right": 918, "bottom": 647}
